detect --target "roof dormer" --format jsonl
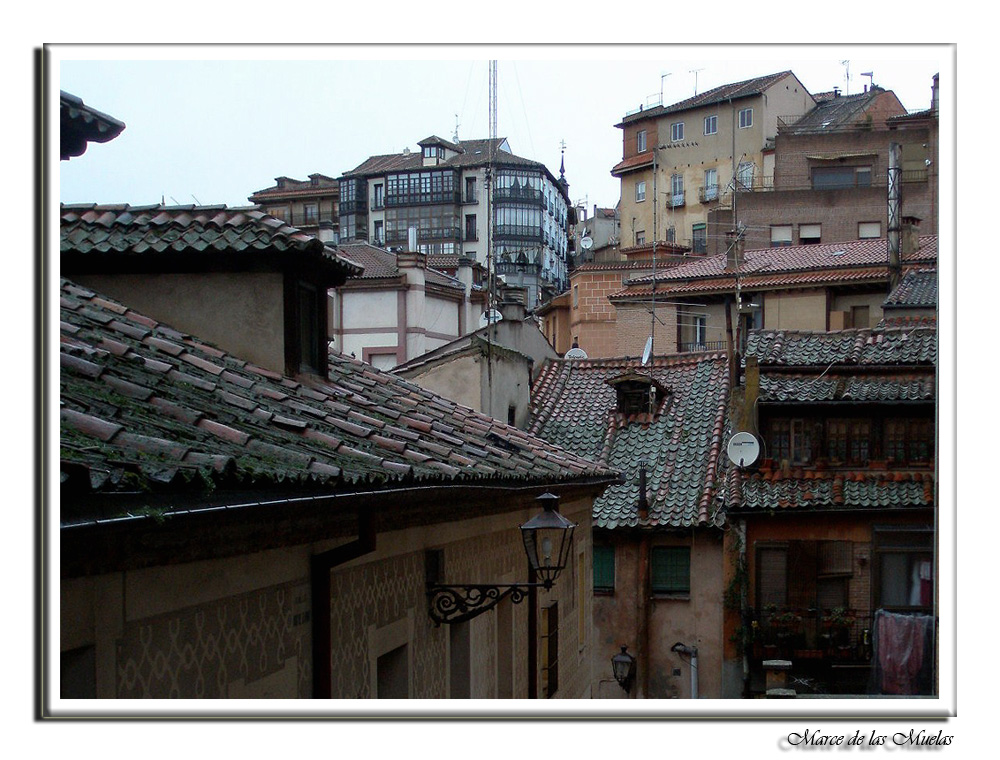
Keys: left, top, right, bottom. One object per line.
{"left": 607, "top": 372, "right": 670, "bottom": 417}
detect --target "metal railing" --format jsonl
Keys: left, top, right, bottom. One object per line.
{"left": 679, "top": 340, "right": 727, "bottom": 353}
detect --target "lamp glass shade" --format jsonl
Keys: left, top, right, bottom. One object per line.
{"left": 611, "top": 645, "right": 636, "bottom": 691}
{"left": 520, "top": 493, "right": 576, "bottom": 587}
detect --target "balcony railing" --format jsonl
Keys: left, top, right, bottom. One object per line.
{"left": 679, "top": 340, "right": 727, "bottom": 353}
{"left": 737, "top": 169, "right": 928, "bottom": 193}
{"left": 752, "top": 607, "right": 873, "bottom": 665}
{"left": 698, "top": 185, "right": 720, "bottom": 203}
{"left": 665, "top": 191, "right": 685, "bottom": 208}
{"left": 291, "top": 211, "right": 336, "bottom": 227}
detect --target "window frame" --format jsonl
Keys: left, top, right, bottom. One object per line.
{"left": 704, "top": 114, "right": 718, "bottom": 135}
{"left": 593, "top": 545, "right": 616, "bottom": 594}
{"left": 651, "top": 546, "right": 691, "bottom": 597}
{"left": 671, "top": 121, "right": 684, "bottom": 142}
{"left": 635, "top": 180, "right": 646, "bottom": 202}
{"left": 636, "top": 129, "right": 647, "bottom": 153}
{"left": 738, "top": 107, "right": 753, "bottom": 129}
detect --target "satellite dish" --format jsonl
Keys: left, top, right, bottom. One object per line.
{"left": 641, "top": 336, "right": 653, "bottom": 366}
{"left": 580, "top": 236, "right": 594, "bottom": 250}
{"left": 726, "top": 432, "right": 760, "bottom": 469}
{"left": 479, "top": 309, "right": 503, "bottom": 328}
{"left": 565, "top": 347, "right": 588, "bottom": 359}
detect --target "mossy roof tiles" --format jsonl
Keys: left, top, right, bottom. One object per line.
{"left": 59, "top": 279, "right": 616, "bottom": 522}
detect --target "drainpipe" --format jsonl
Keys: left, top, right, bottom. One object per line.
{"left": 671, "top": 642, "right": 699, "bottom": 699}
{"left": 311, "top": 508, "right": 376, "bottom": 698}
{"left": 636, "top": 462, "right": 650, "bottom": 698}
{"left": 528, "top": 564, "right": 538, "bottom": 699}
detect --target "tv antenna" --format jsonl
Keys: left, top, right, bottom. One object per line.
{"left": 840, "top": 60, "right": 851, "bottom": 94}
{"left": 690, "top": 68, "right": 704, "bottom": 96}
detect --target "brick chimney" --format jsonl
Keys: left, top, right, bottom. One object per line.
{"left": 726, "top": 228, "right": 745, "bottom": 270}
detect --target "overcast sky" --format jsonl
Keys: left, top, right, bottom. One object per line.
{"left": 54, "top": 44, "right": 949, "bottom": 213}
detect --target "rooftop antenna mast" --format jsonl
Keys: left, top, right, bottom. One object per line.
{"left": 486, "top": 59, "right": 498, "bottom": 414}
{"left": 453, "top": 113, "right": 460, "bottom": 142}
{"left": 660, "top": 72, "right": 671, "bottom": 104}
{"left": 840, "top": 60, "right": 851, "bottom": 95}
{"left": 690, "top": 68, "right": 704, "bottom": 96}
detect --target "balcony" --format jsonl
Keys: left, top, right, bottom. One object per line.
{"left": 495, "top": 187, "right": 545, "bottom": 206}
{"left": 665, "top": 191, "right": 685, "bottom": 209}
{"left": 698, "top": 185, "right": 720, "bottom": 203}
{"left": 679, "top": 340, "right": 727, "bottom": 353}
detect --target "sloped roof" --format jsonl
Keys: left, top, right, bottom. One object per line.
{"left": 341, "top": 138, "right": 549, "bottom": 176}
{"left": 248, "top": 174, "right": 340, "bottom": 201}
{"left": 336, "top": 242, "right": 464, "bottom": 290}
{"left": 617, "top": 71, "right": 804, "bottom": 126}
{"left": 60, "top": 91, "right": 126, "bottom": 160}
{"left": 781, "top": 87, "right": 904, "bottom": 133}
{"left": 59, "top": 279, "right": 617, "bottom": 523}
{"left": 60, "top": 203, "right": 363, "bottom": 278}
{"left": 610, "top": 237, "right": 938, "bottom": 299}
{"left": 529, "top": 353, "right": 730, "bottom": 530}
{"left": 745, "top": 326, "right": 937, "bottom": 367}
{"left": 884, "top": 268, "right": 938, "bottom": 309}
{"left": 727, "top": 326, "right": 936, "bottom": 515}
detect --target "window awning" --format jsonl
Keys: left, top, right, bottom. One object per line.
{"left": 805, "top": 151, "right": 878, "bottom": 161}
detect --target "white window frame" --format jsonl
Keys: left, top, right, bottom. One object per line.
{"left": 739, "top": 107, "right": 753, "bottom": 129}
{"left": 636, "top": 129, "right": 647, "bottom": 153}
{"left": 671, "top": 121, "right": 684, "bottom": 142}
{"left": 635, "top": 180, "right": 646, "bottom": 202}
{"left": 703, "top": 168, "right": 718, "bottom": 201}
{"left": 704, "top": 114, "right": 718, "bottom": 135}
{"left": 858, "top": 221, "right": 882, "bottom": 239}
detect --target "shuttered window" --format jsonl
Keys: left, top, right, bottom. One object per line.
{"left": 593, "top": 545, "right": 615, "bottom": 593}
{"left": 651, "top": 547, "right": 690, "bottom": 595}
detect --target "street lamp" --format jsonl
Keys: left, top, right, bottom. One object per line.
{"left": 611, "top": 645, "right": 637, "bottom": 694}
{"left": 426, "top": 492, "right": 577, "bottom": 625}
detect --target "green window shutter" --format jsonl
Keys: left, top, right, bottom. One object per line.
{"left": 593, "top": 545, "right": 615, "bottom": 592}
{"left": 651, "top": 547, "right": 690, "bottom": 594}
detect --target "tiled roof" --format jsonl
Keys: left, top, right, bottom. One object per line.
{"left": 60, "top": 203, "right": 363, "bottom": 277}
{"left": 727, "top": 325, "right": 936, "bottom": 515}
{"left": 341, "top": 138, "right": 547, "bottom": 177}
{"left": 618, "top": 71, "right": 799, "bottom": 126}
{"left": 60, "top": 279, "right": 617, "bottom": 522}
{"left": 610, "top": 237, "right": 938, "bottom": 299}
{"left": 529, "top": 353, "right": 730, "bottom": 529}
{"left": 745, "top": 327, "right": 937, "bottom": 367}
{"left": 782, "top": 88, "right": 901, "bottom": 132}
{"left": 248, "top": 174, "right": 340, "bottom": 201}
{"left": 60, "top": 91, "right": 126, "bottom": 160}
{"left": 884, "top": 268, "right": 938, "bottom": 308}
{"left": 730, "top": 469, "right": 935, "bottom": 513}
{"left": 336, "top": 243, "right": 464, "bottom": 290}
{"left": 610, "top": 152, "right": 654, "bottom": 176}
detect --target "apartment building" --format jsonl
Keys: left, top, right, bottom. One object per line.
{"left": 338, "top": 135, "right": 570, "bottom": 308}
{"left": 612, "top": 71, "right": 815, "bottom": 254}
{"left": 249, "top": 173, "right": 341, "bottom": 240}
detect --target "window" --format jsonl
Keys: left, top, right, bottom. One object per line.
{"left": 812, "top": 165, "right": 873, "bottom": 190}
{"left": 373, "top": 220, "right": 384, "bottom": 246}
{"left": 702, "top": 168, "right": 718, "bottom": 201}
{"left": 541, "top": 602, "right": 559, "bottom": 697}
{"left": 858, "top": 221, "right": 881, "bottom": 239}
{"left": 268, "top": 206, "right": 287, "bottom": 221}
{"left": 799, "top": 224, "right": 822, "bottom": 245}
{"left": 671, "top": 121, "right": 684, "bottom": 142}
{"left": 377, "top": 644, "right": 409, "bottom": 699}
{"left": 885, "top": 418, "right": 934, "bottom": 464}
{"left": 669, "top": 173, "right": 684, "bottom": 207}
{"left": 465, "top": 176, "right": 478, "bottom": 203}
{"left": 739, "top": 107, "right": 753, "bottom": 129}
{"left": 507, "top": 405, "right": 516, "bottom": 426}
{"left": 651, "top": 546, "right": 690, "bottom": 595}
{"left": 572, "top": 284, "right": 579, "bottom": 309}
{"left": 767, "top": 418, "right": 814, "bottom": 465}
{"left": 694, "top": 315, "right": 707, "bottom": 346}
{"left": 614, "top": 378, "right": 660, "bottom": 415}
{"left": 296, "top": 281, "right": 322, "bottom": 374}
{"left": 704, "top": 114, "right": 718, "bottom": 135}
{"left": 770, "top": 225, "right": 793, "bottom": 247}
{"left": 635, "top": 229, "right": 646, "bottom": 246}
{"left": 666, "top": 225, "right": 676, "bottom": 243}
{"left": 465, "top": 214, "right": 477, "bottom": 241}
{"left": 636, "top": 129, "right": 647, "bottom": 153}
{"left": 593, "top": 545, "right": 615, "bottom": 593}
{"left": 635, "top": 180, "right": 646, "bottom": 202}
{"left": 826, "top": 418, "right": 871, "bottom": 464}
{"left": 692, "top": 223, "right": 707, "bottom": 254}
{"left": 736, "top": 161, "right": 755, "bottom": 190}
{"left": 873, "top": 527, "right": 934, "bottom": 611}
{"left": 757, "top": 541, "right": 854, "bottom": 613}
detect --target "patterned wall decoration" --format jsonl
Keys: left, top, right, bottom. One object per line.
{"left": 116, "top": 579, "right": 311, "bottom": 698}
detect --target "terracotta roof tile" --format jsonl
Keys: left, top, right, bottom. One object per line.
{"left": 59, "top": 279, "right": 615, "bottom": 520}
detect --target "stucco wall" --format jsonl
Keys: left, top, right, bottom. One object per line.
{"left": 74, "top": 272, "right": 286, "bottom": 374}
{"left": 61, "top": 494, "right": 595, "bottom": 700}
{"left": 764, "top": 290, "right": 827, "bottom": 331}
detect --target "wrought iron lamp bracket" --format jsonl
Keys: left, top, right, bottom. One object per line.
{"left": 426, "top": 582, "right": 549, "bottom": 626}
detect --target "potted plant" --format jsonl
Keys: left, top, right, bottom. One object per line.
{"left": 820, "top": 607, "right": 856, "bottom": 655}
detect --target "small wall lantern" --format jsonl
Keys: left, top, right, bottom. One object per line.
{"left": 427, "top": 492, "right": 577, "bottom": 625}
{"left": 611, "top": 645, "right": 637, "bottom": 694}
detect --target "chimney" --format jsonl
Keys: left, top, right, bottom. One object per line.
{"left": 901, "top": 216, "right": 922, "bottom": 255}
{"left": 498, "top": 299, "right": 527, "bottom": 323}
{"left": 726, "top": 228, "right": 745, "bottom": 269}
{"left": 932, "top": 73, "right": 939, "bottom": 114}
{"left": 316, "top": 220, "right": 337, "bottom": 244}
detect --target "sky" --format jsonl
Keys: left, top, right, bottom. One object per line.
{"left": 54, "top": 44, "right": 950, "bottom": 214}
